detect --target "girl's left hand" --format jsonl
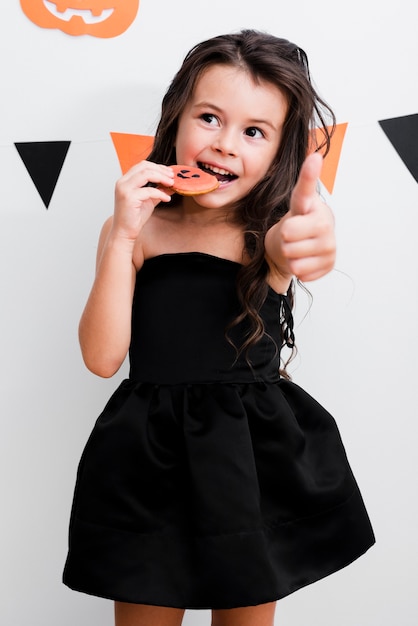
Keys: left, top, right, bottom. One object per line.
{"left": 265, "top": 152, "right": 336, "bottom": 284}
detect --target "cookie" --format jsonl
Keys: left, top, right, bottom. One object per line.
{"left": 169, "top": 165, "right": 219, "bottom": 196}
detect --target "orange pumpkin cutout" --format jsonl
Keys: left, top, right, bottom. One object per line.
{"left": 20, "top": 0, "right": 139, "bottom": 38}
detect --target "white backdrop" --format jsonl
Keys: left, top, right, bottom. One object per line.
{"left": 1, "top": 1, "right": 417, "bottom": 625}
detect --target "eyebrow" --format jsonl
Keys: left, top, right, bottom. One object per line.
{"left": 192, "top": 101, "right": 279, "bottom": 131}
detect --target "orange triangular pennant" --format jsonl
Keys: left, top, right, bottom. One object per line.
{"left": 310, "top": 123, "right": 348, "bottom": 194}
{"left": 110, "top": 133, "right": 154, "bottom": 174}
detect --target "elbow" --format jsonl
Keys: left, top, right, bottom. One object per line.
{"left": 79, "top": 324, "right": 129, "bottom": 378}
{"left": 81, "top": 351, "right": 125, "bottom": 379}
{"left": 90, "top": 364, "right": 121, "bottom": 379}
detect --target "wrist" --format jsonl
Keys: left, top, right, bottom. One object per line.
{"left": 95, "top": 231, "right": 137, "bottom": 274}
{"left": 105, "top": 229, "right": 137, "bottom": 255}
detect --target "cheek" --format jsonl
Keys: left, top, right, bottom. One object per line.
{"left": 259, "top": 145, "right": 280, "bottom": 176}
{"left": 247, "top": 152, "right": 274, "bottom": 179}
{"left": 175, "top": 125, "right": 200, "bottom": 162}
{"left": 174, "top": 136, "right": 186, "bottom": 162}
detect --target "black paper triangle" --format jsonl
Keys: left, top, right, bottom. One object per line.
{"left": 378, "top": 114, "right": 418, "bottom": 183}
{"left": 14, "top": 141, "right": 71, "bottom": 208}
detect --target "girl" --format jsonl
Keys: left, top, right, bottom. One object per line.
{"left": 63, "top": 30, "right": 374, "bottom": 626}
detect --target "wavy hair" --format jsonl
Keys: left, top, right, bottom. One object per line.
{"left": 148, "top": 29, "right": 336, "bottom": 375}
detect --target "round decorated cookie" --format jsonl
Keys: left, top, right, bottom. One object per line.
{"left": 169, "top": 165, "right": 219, "bottom": 196}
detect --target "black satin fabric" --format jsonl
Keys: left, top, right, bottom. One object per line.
{"left": 63, "top": 253, "right": 374, "bottom": 609}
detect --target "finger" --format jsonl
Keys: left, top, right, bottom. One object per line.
{"left": 288, "top": 254, "right": 335, "bottom": 282}
{"left": 290, "top": 152, "right": 323, "bottom": 216}
{"left": 120, "top": 161, "right": 175, "bottom": 188}
{"left": 280, "top": 214, "right": 318, "bottom": 243}
{"left": 136, "top": 186, "right": 173, "bottom": 205}
{"left": 280, "top": 205, "right": 333, "bottom": 244}
{"left": 281, "top": 237, "right": 330, "bottom": 260}
{"left": 115, "top": 184, "right": 173, "bottom": 213}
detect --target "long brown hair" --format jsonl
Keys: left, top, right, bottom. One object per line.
{"left": 148, "top": 29, "right": 336, "bottom": 373}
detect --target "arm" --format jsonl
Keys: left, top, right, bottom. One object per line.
{"left": 264, "top": 153, "right": 336, "bottom": 293}
{"left": 78, "top": 161, "right": 174, "bottom": 378}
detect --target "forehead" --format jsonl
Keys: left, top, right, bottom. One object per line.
{"left": 191, "top": 63, "right": 288, "bottom": 114}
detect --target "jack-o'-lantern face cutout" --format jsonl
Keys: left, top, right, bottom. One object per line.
{"left": 20, "top": 0, "right": 140, "bottom": 38}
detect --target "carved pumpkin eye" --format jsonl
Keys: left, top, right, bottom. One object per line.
{"left": 20, "top": 0, "right": 140, "bottom": 39}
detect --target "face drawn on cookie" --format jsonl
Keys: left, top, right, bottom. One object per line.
{"left": 170, "top": 165, "right": 220, "bottom": 196}
{"left": 176, "top": 169, "right": 202, "bottom": 180}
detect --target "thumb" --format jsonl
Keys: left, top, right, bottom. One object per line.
{"left": 290, "top": 152, "right": 323, "bottom": 216}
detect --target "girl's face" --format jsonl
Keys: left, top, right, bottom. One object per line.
{"left": 175, "top": 64, "right": 288, "bottom": 211}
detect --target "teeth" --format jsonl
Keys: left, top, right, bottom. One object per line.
{"left": 201, "top": 163, "right": 234, "bottom": 177}
{"left": 44, "top": 0, "right": 114, "bottom": 23}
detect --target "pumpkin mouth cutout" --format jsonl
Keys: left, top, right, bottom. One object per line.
{"left": 43, "top": 0, "right": 114, "bottom": 23}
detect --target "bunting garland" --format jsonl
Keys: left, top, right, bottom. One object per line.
{"left": 311, "top": 123, "right": 348, "bottom": 194}
{"left": 5, "top": 114, "right": 418, "bottom": 209}
{"left": 378, "top": 114, "right": 418, "bottom": 183}
{"left": 14, "top": 141, "right": 71, "bottom": 208}
{"left": 110, "top": 132, "right": 154, "bottom": 174}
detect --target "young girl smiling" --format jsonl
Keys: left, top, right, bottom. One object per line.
{"left": 63, "top": 29, "right": 374, "bottom": 626}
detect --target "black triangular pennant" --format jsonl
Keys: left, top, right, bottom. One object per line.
{"left": 14, "top": 141, "right": 71, "bottom": 208}
{"left": 378, "top": 114, "right": 418, "bottom": 184}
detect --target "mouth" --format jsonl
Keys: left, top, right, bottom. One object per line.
{"left": 43, "top": 0, "right": 114, "bottom": 23}
{"left": 198, "top": 162, "right": 238, "bottom": 185}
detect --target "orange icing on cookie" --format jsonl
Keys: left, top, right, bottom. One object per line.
{"left": 170, "top": 165, "right": 219, "bottom": 196}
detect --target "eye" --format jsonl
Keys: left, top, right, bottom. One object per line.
{"left": 245, "top": 127, "right": 264, "bottom": 138}
{"left": 200, "top": 113, "right": 219, "bottom": 126}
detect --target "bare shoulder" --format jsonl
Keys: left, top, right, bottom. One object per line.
{"left": 131, "top": 209, "right": 172, "bottom": 268}
{"left": 136, "top": 206, "right": 182, "bottom": 262}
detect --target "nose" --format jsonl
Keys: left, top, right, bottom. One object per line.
{"left": 212, "top": 128, "right": 238, "bottom": 157}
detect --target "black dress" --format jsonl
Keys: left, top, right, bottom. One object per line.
{"left": 63, "top": 252, "right": 375, "bottom": 609}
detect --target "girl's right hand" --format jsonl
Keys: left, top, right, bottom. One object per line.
{"left": 79, "top": 161, "right": 175, "bottom": 378}
{"left": 111, "top": 161, "right": 175, "bottom": 242}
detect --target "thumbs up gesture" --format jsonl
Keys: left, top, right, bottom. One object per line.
{"left": 265, "top": 152, "right": 336, "bottom": 288}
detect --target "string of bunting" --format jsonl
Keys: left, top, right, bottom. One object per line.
{"left": 10, "top": 113, "right": 418, "bottom": 209}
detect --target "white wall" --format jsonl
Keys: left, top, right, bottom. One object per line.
{"left": 1, "top": 1, "right": 417, "bottom": 625}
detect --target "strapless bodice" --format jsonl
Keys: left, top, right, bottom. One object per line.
{"left": 129, "top": 253, "right": 284, "bottom": 384}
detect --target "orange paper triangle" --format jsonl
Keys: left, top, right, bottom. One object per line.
{"left": 311, "top": 123, "right": 348, "bottom": 194}
{"left": 110, "top": 133, "right": 154, "bottom": 174}
{"left": 111, "top": 126, "right": 347, "bottom": 192}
